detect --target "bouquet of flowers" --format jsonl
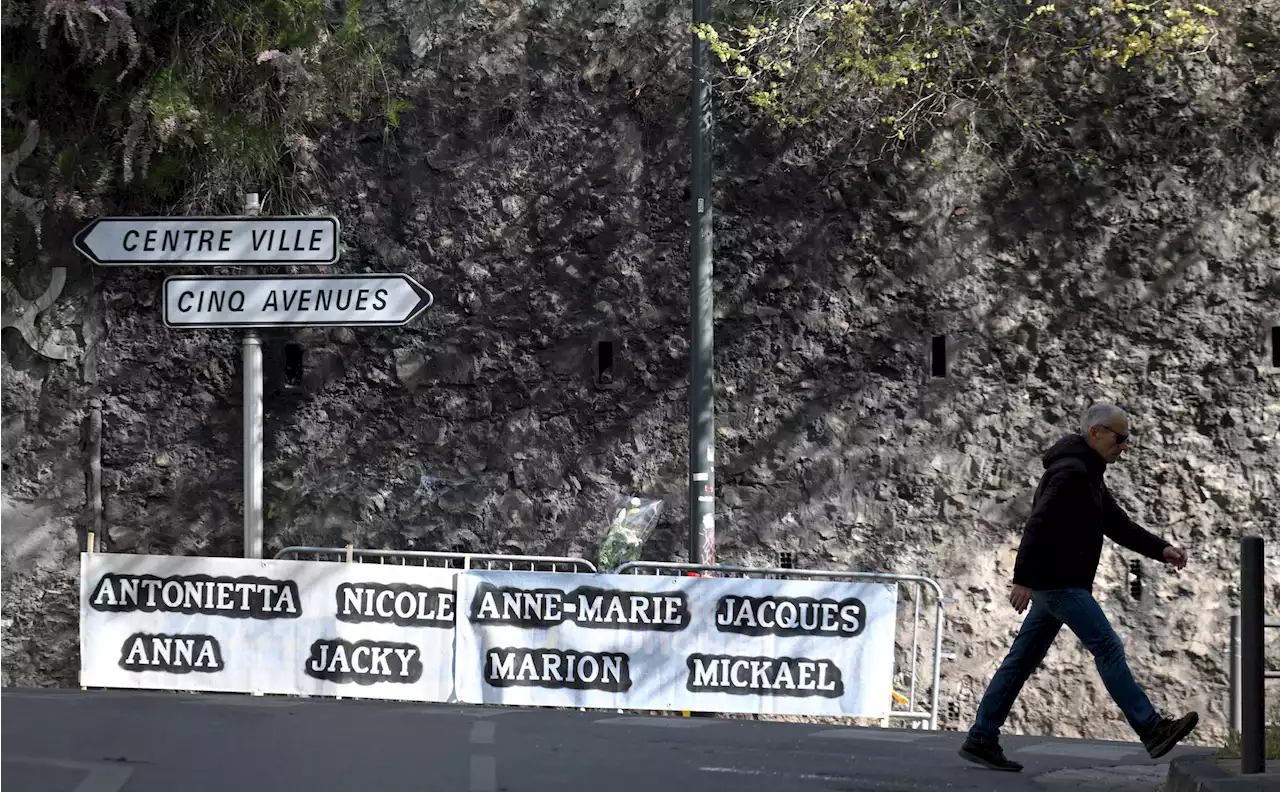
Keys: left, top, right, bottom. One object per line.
{"left": 596, "top": 496, "right": 664, "bottom": 572}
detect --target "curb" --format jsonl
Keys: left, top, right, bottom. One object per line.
{"left": 1165, "top": 755, "right": 1280, "bottom": 791}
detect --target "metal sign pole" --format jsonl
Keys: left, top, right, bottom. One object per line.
{"left": 242, "top": 193, "right": 264, "bottom": 559}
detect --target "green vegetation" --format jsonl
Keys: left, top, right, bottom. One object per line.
{"left": 694, "top": 0, "right": 1226, "bottom": 157}
{"left": 1208, "top": 701, "right": 1280, "bottom": 767}
{"left": 1, "top": 0, "right": 407, "bottom": 236}
{"left": 1213, "top": 726, "right": 1280, "bottom": 762}
{"left": 3, "top": 0, "right": 1270, "bottom": 253}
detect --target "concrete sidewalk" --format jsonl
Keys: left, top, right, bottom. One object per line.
{"left": 1165, "top": 754, "right": 1280, "bottom": 791}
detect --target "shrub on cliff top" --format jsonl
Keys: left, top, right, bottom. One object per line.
{"left": 1, "top": 0, "right": 408, "bottom": 245}
{"left": 695, "top": 0, "right": 1265, "bottom": 165}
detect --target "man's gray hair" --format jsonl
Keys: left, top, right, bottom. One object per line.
{"left": 1080, "top": 403, "right": 1127, "bottom": 436}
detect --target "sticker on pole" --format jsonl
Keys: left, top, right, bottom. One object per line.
{"left": 162, "top": 274, "right": 434, "bottom": 328}
{"left": 74, "top": 216, "right": 340, "bottom": 265}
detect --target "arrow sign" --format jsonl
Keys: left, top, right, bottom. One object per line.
{"left": 162, "top": 274, "right": 433, "bottom": 328}
{"left": 75, "top": 216, "right": 340, "bottom": 265}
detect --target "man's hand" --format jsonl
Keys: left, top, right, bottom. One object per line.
{"left": 1162, "top": 545, "right": 1188, "bottom": 570}
{"left": 1009, "top": 584, "right": 1032, "bottom": 614}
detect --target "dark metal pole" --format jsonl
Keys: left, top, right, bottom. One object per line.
{"left": 84, "top": 398, "right": 103, "bottom": 543}
{"left": 1228, "top": 614, "right": 1241, "bottom": 739}
{"left": 1239, "top": 535, "right": 1265, "bottom": 774}
{"left": 689, "top": 0, "right": 715, "bottom": 567}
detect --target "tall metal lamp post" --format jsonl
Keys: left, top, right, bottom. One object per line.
{"left": 689, "top": 0, "right": 716, "bottom": 568}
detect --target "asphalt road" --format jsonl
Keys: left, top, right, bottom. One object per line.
{"left": 2, "top": 688, "right": 1211, "bottom": 792}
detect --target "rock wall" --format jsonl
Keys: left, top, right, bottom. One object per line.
{"left": 4, "top": 0, "right": 1279, "bottom": 746}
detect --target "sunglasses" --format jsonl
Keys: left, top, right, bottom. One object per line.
{"left": 1100, "top": 426, "right": 1130, "bottom": 445}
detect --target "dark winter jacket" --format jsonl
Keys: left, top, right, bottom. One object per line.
{"left": 1012, "top": 433, "right": 1170, "bottom": 591}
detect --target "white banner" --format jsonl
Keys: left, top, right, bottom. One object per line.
{"left": 453, "top": 571, "right": 898, "bottom": 717}
{"left": 79, "top": 553, "right": 456, "bottom": 702}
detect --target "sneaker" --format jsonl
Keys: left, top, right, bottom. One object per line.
{"left": 1141, "top": 712, "right": 1199, "bottom": 759}
{"left": 959, "top": 737, "right": 1023, "bottom": 772}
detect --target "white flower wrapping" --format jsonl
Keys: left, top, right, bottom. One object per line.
{"left": 596, "top": 497, "right": 665, "bottom": 571}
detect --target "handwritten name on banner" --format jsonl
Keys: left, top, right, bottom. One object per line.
{"left": 79, "top": 553, "right": 456, "bottom": 701}
{"left": 82, "top": 555, "right": 901, "bottom": 717}
{"left": 453, "top": 571, "right": 897, "bottom": 717}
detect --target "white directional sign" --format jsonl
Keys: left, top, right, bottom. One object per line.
{"left": 162, "top": 274, "right": 434, "bottom": 328}
{"left": 75, "top": 216, "right": 340, "bottom": 265}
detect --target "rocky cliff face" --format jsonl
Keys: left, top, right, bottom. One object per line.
{"left": 3, "top": 0, "right": 1279, "bottom": 745}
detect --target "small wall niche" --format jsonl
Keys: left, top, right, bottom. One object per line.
{"left": 594, "top": 336, "right": 622, "bottom": 390}
{"left": 597, "top": 340, "right": 614, "bottom": 384}
{"left": 1259, "top": 320, "right": 1280, "bottom": 375}
{"left": 930, "top": 334, "right": 947, "bottom": 378}
{"left": 284, "top": 342, "right": 305, "bottom": 390}
{"left": 1128, "top": 559, "right": 1143, "bottom": 601}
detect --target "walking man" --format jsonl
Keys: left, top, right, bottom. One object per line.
{"left": 959, "top": 403, "right": 1200, "bottom": 772}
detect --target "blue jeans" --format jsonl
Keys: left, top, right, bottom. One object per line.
{"left": 968, "top": 587, "right": 1161, "bottom": 743}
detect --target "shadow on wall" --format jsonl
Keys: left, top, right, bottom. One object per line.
{"left": 25, "top": 8, "right": 1276, "bottom": 573}
{"left": 259, "top": 50, "right": 1276, "bottom": 564}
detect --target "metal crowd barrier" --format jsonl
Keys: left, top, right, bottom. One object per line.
{"left": 613, "top": 560, "right": 955, "bottom": 730}
{"left": 88, "top": 537, "right": 954, "bottom": 722}
{"left": 272, "top": 545, "right": 598, "bottom": 573}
